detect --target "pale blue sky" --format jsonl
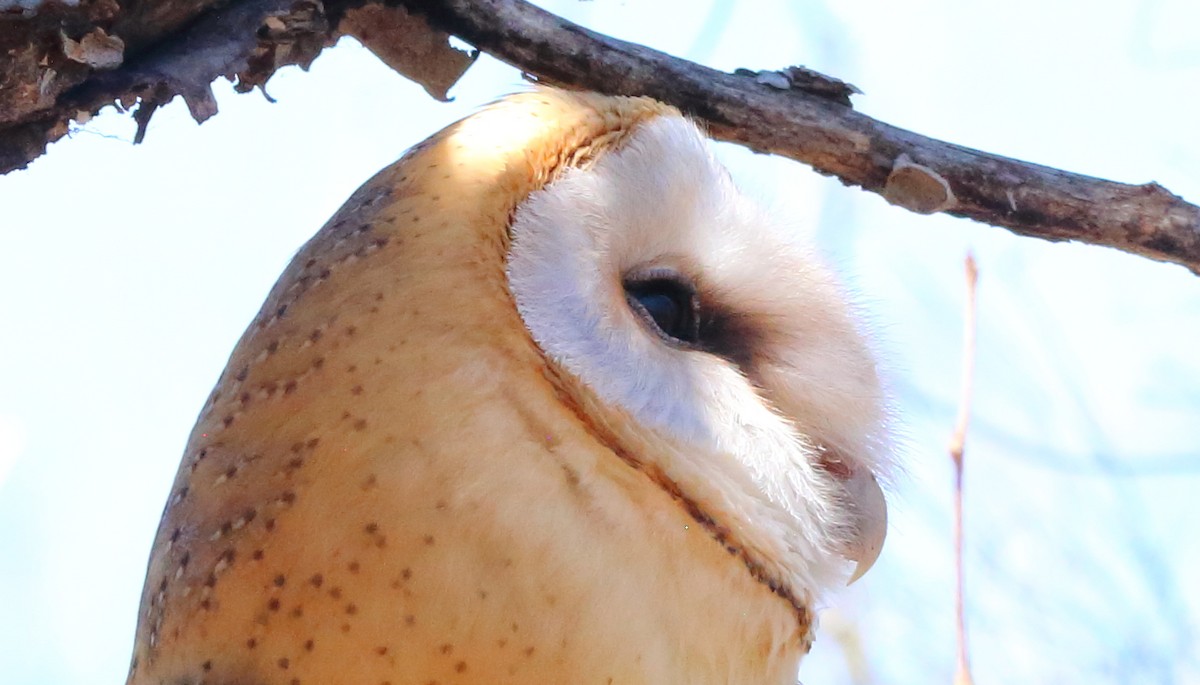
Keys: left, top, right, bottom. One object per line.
{"left": 1, "top": 1, "right": 1198, "bottom": 683}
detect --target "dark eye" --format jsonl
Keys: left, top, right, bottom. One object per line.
{"left": 625, "top": 278, "right": 700, "bottom": 344}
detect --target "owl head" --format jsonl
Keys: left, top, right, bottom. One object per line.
{"left": 128, "top": 88, "right": 892, "bottom": 685}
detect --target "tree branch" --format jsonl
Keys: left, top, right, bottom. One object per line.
{"left": 0, "top": 0, "right": 337, "bottom": 170}
{"left": 2, "top": 0, "right": 1197, "bottom": 274}
{"left": 398, "top": 0, "right": 1200, "bottom": 275}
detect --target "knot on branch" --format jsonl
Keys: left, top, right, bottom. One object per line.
{"left": 884, "top": 154, "right": 957, "bottom": 214}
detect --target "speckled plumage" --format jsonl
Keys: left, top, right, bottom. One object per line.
{"left": 128, "top": 90, "right": 889, "bottom": 685}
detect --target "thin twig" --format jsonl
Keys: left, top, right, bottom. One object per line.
{"left": 949, "top": 253, "right": 979, "bottom": 685}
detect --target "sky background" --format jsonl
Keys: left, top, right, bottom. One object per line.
{"left": 2, "top": 0, "right": 1199, "bottom": 683}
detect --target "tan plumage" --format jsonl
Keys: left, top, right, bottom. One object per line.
{"left": 128, "top": 90, "right": 889, "bottom": 685}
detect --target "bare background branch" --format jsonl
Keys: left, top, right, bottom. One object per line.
{"left": 948, "top": 254, "right": 979, "bottom": 685}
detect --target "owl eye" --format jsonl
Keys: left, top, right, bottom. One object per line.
{"left": 625, "top": 277, "right": 701, "bottom": 344}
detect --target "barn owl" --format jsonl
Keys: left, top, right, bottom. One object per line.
{"left": 128, "top": 89, "right": 890, "bottom": 685}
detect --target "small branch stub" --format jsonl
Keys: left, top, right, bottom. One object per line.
{"left": 885, "top": 154, "right": 958, "bottom": 214}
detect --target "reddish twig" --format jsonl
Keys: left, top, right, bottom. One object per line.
{"left": 949, "top": 253, "right": 978, "bottom": 685}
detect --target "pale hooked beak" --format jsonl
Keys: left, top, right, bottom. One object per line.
{"left": 843, "top": 469, "right": 888, "bottom": 584}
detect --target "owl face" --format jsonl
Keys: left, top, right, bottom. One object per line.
{"left": 507, "top": 113, "right": 889, "bottom": 599}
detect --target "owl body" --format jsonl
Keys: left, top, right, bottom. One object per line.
{"left": 129, "top": 91, "right": 888, "bottom": 685}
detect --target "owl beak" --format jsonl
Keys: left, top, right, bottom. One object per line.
{"left": 844, "top": 470, "right": 888, "bottom": 585}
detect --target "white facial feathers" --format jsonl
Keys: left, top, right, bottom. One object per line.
{"left": 507, "top": 113, "right": 889, "bottom": 597}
